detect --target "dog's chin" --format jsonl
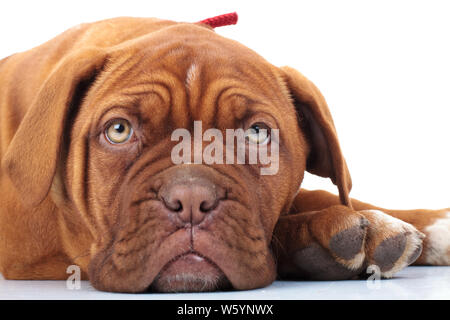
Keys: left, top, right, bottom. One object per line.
{"left": 149, "top": 253, "right": 231, "bottom": 293}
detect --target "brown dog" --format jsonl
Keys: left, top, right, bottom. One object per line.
{"left": 0, "top": 17, "right": 448, "bottom": 293}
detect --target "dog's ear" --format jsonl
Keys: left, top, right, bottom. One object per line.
{"left": 279, "top": 66, "right": 352, "bottom": 207}
{"left": 1, "top": 48, "right": 108, "bottom": 207}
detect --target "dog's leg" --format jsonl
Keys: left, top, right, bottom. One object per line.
{"left": 273, "top": 189, "right": 449, "bottom": 280}
{"left": 293, "top": 189, "right": 450, "bottom": 267}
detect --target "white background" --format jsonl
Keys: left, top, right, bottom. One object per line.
{"left": 1, "top": 0, "right": 449, "bottom": 210}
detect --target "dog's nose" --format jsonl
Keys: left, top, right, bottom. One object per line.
{"left": 161, "top": 183, "right": 219, "bottom": 225}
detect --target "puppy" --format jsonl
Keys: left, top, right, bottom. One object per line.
{"left": 0, "top": 16, "right": 448, "bottom": 293}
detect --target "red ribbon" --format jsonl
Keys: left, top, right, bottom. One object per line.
{"left": 197, "top": 12, "right": 238, "bottom": 29}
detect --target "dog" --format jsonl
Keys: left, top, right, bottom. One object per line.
{"left": 0, "top": 16, "right": 448, "bottom": 293}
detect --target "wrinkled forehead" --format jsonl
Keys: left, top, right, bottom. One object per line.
{"left": 83, "top": 25, "right": 291, "bottom": 129}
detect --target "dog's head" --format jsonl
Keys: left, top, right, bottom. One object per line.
{"left": 2, "top": 22, "right": 351, "bottom": 292}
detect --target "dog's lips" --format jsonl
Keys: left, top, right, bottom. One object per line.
{"left": 149, "top": 252, "right": 231, "bottom": 292}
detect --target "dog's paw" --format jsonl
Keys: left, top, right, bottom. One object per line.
{"left": 289, "top": 206, "right": 425, "bottom": 280}
{"left": 361, "top": 210, "right": 425, "bottom": 278}
{"left": 291, "top": 205, "right": 369, "bottom": 279}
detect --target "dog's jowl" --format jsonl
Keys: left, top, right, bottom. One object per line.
{"left": 0, "top": 16, "right": 448, "bottom": 293}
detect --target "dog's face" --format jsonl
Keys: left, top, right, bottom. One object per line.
{"left": 3, "top": 24, "right": 352, "bottom": 292}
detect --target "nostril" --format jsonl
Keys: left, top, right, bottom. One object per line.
{"left": 172, "top": 200, "right": 183, "bottom": 212}
{"left": 163, "top": 197, "right": 183, "bottom": 212}
{"left": 199, "top": 199, "right": 217, "bottom": 213}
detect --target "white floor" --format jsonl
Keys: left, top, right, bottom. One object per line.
{"left": 0, "top": 266, "right": 449, "bottom": 300}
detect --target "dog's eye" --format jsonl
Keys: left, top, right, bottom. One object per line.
{"left": 245, "top": 123, "right": 270, "bottom": 145}
{"left": 105, "top": 119, "right": 133, "bottom": 144}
